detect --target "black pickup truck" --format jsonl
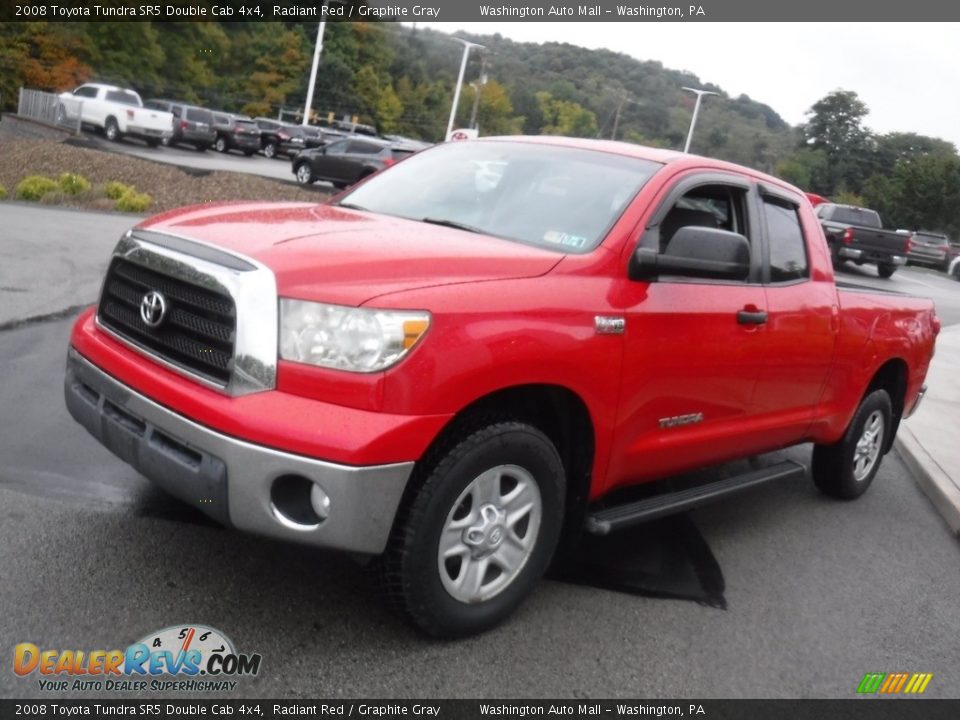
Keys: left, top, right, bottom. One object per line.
{"left": 816, "top": 203, "right": 910, "bottom": 279}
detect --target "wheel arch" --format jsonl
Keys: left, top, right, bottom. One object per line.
{"left": 398, "top": 383, "right": 596, "bottom": 553}
{"left": 865, "top": 357, "right": 908, "bottom": 452}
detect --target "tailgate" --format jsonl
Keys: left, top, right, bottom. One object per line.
{"left": 852, "top": 227, "right": 908, "bottom": 254}
{"left": 136, "top": 109, "right": 173, "bottom": 130}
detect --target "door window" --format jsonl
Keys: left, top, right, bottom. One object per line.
{"left": 763, "top": 199, "right": 809, "bottom": 282}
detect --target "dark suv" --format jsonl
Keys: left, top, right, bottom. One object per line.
{"left": 212, "top": 113, "right": 262, "bottom": 156}
{"left": 145, "top": 100, "right": 216, "bottom": 151}
{"left": 907, "top": 231, "right": 952, "bottom": 271}
{"left": 253, "top": 118, "right": 306, "bottom": 159}
{"left": 292, "top": 138, "right": 417, "bottom": 188}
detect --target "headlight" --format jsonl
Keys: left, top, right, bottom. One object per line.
{"left": 279, "top": 299, "right": 430, "bottom": 372}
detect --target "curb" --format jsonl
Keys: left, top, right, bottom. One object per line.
{"left": 895, "top": 427, "right": 960, "bottom": 536}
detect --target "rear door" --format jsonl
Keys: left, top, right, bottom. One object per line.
{"left": 610, "top": 172, "right": 768, "bottom": 487}
{"left": 747, "top": 186, "right": 838, "bottom": 451}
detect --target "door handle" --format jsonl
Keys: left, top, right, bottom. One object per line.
{"left": 737, "top": 308, "right": 768, "bottom": 325}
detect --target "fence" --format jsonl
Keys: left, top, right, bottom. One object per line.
{"left": 17, "top": 88, "right": 83, "bottom": 133}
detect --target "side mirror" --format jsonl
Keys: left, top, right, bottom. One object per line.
{"left": 630, "top": 226, "right": 751, "bottom": 281}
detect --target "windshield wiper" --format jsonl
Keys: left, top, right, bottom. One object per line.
{"left": 336, "top": 202, "right": 369, "bottom": 211}
{"left": 421, "top": 217, "right": 483, "bottom": 234}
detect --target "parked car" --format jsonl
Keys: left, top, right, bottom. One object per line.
{"left": 57, "top": 83, "right": 173, "bottom": 146}
{"left": 65, "top": 137, "right": 939, "bottom": 638}
{"left": 949, "top": 249, "right": 960, "bottom": 281}
{"left": 816, "top": 202, "right": 911, "bottom": 278}
{"left": 144, "top": 100, "right": 216, "bottom": 151}
{"left": 332, "top": 120, "right": 378, "bottom": 137}
{"left": 294, "top": 125, "right": 327, "bottom": 150}
{"left": 211, "top": 113, "right": 261, "bottom": 156}
{"left": 292, "top": 137, "right": 417, "bottom": 188}
{"left": 906, "top": 231, "right": 952, "bottom": 272}
{"left": 253, "top": 118, "right": 306, "bottom": 159}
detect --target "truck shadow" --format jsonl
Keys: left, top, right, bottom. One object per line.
{"left": 551, "top": 514, "right": 726, "bottom": 610}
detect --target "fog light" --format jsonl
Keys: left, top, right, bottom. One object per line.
{"left": 310, "top": 483, "right": 331, "bottom": 520}
{"left": 270, "top": 474, "right": 328, "bottom": 529}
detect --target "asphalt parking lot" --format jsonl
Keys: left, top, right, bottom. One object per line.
{"left": 1, "top": 206, "right": 959, "bottom": 699}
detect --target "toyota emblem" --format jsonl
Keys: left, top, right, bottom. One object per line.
{"left": 140, "top": 290, "right": 168, "bottom": 328}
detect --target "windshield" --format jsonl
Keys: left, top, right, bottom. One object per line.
{"left": 337, "top": 140, "right": 661, "bottom": 253}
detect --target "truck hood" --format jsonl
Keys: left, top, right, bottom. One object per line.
{"left": 137, "top": 201, "right": 565, "bottom": 306}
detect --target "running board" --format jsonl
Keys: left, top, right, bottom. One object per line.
{"left": 585, "top": 460, "right": 807, "bottom": 535}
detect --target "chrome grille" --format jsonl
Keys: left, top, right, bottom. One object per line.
{"left": 98, "top": 257, "right": 236, "bottom": 384}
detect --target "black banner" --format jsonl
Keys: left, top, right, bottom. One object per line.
{"left": 3, "top": 0, "right": 960, "bottom": 22}
{"left": 3, "top": 700, "right": 960, "bottom": 719}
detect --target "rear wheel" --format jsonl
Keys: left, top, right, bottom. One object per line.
{"left": 104, "top": 118, "right": 121, "bottom": 142}
{"left": 263, "top": 142, "right": 277, "bottom": 159}
{"left": 215, "top": 136, "right": 228, "bottom": 153}
{"left": 377, "top": 422, "right": 565, "bottom": 638}
{"left": 877, "top": 263, "right": 896, "bottom": 279}
{"left": 812, "top": 389, "right": 892, "bottom": 499}
{"left": 160, "top": 135, "right": 172, "bottom": 147}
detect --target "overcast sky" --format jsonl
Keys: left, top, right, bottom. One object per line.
{"left": 417, "top": 22, "right": 960, "bottom": 148}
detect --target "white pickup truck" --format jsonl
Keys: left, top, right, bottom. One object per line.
{"left": 58, "top": 83, "right": 174, "bottom": 146}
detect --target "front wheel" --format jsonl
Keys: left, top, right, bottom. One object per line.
{"left": 263, "top": 142, "right": 277, "bottom": 159}
{"left": 215, "top": 136, "right": 228, "bottom": 153}
{"left": 877, "top": 263, "right": 896, "bottom": 279}
{"left": 378, "top": 422, "right": 565, "bottom": 637}
{"left": 295, "top": 163, "right": 315, "bottom": 185}
{"left": 812, "top": 389, "right": 892, "bottom": 499}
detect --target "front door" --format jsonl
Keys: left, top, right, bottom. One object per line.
{"left": 606, "top": 175, "right": 767, "bottom": 492}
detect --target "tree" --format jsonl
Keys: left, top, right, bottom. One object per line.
{"left": 536, "top": 91, "right": 597, "bottom": 137}
{"left": 801, "top": 90, "right": 875, "bottom": 195}
{"left": 457, "top": 79, "right": 523, "bottom": 136}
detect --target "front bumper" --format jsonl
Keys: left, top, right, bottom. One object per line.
{"left": 65, "top": 348, "right": 413, "bottom": 554}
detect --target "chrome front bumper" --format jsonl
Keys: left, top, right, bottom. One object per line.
{"left": 65, "top": 348, "right": 413, "bottom": 555}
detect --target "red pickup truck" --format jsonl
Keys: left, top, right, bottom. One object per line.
{"left": 65, "top": 138, "right": 939, "bottom": 637}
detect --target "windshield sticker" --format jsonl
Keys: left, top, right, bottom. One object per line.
{"left": 543, "top": 231, "right": 588, "bottom": 249}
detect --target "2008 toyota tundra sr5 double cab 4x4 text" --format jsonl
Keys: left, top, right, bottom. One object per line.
{"left": 65, "top": 138, "right": 939, "bottom": 637}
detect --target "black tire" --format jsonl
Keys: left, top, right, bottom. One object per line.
{"left": 294, "top": 163, "right": 315, "bottom": 185}
{"left": 160, "top": 135, "right": 172, "bottom": 147}
{"left": 376, "top": 422, "right": 565, "bottom": 638}
{"left": 215, "top": 136, "right": 228, "bottom": 153}
{"left": 877, "top": 263, "right": 896, "bottom": 279}
{"left": 104, "top": 117, "right": 121, "bottom": 142}
{"left": 812, "top": 389, "right": 892, "bottom": 500}
{"left": 263, "top": 142, "right": 277, "bottom": 159}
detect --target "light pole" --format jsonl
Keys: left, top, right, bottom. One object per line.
{"left": 445, "top": 38, "right": 485, "bottom": 140}
{"left": 682, "top": 86, "right": 718, "bottom": 153}
{"left": 302, "top": 1, "right": 330, "bottom": 126}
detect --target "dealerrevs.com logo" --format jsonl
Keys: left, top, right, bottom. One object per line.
{"left": 13, "top": 625, "right": 262, "bottom": 693}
